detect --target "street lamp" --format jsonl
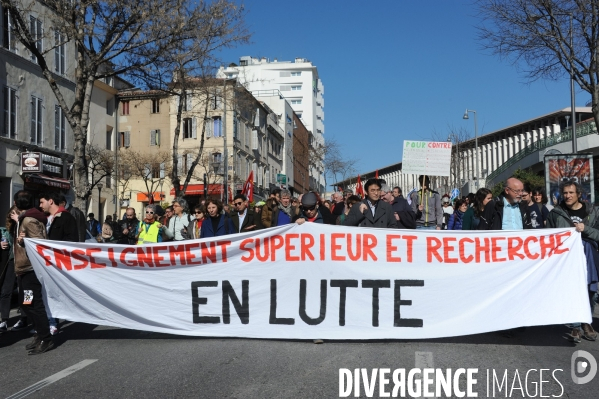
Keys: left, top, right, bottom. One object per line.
{"left": 528, "top": 12, "right": 576, "bottom": 153}
{"left": 97, "top": 182, "right": 103, "bottom": 223}
{"left": 462, "top": 109, "right": 479, "bottom": 189}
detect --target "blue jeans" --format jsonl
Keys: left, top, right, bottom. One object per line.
{"left": 416, "top": 226, "right": 437, "bottom": 230}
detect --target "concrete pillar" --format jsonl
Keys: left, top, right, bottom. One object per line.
{"left": 502, "top": 138, "right": 509, "bottom": 163}
{"left": 508, "top": 137, "right": 514, "bottom": 158}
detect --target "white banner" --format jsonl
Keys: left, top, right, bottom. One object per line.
{"left": 25, "top": 225, "right": 591, "bottom": 340}
{"left": 402, "top": 140, "right": 452, "bottom": 176}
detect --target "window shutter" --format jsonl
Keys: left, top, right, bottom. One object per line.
{"left": 205, "top": 118, "right": 212, "bottom": 137}
{"left": 54, "top": 105, "right": 60, "bottom": 150}
{"left": 186, "top": 153, "right": 193, "bottom": 173}
{"left": 252, "top": 163, "right": 257, "bottom": 181}
{"left": 177, "top": 153, "right": 183, "bottom": 174}
{"left": 160, "top": 163, "right": 165, "bottom": 178}
{"left": 186, "top": 90, "right": 192, "bottom": 111}
{"left": 150, "top": 130, "right": 156, "bottom": 146}
{"left": 175, "top": 94, "right": 180, "bottom": 110}
{"left": 258, "top": 167, "right": 263, "bottom": 187}
{"left": 265, "top": 170, "right": 270, "bottom": 186}
{"left": 252, "top": 130, "right": 258, "bottom": 150}
{"left": 156, "top": 129, "right": 160, "bottom": 146}
{"left": 254, "top": 108, "right": 260, "bottom": 127}
{"left": 192, "top": 117, "right": 197, "bottom": 139}
{"left": 124, "top": 131, "right": 130, "bottom": 147}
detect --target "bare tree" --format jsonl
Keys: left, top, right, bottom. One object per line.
{"left": 2, "top": 0, "right": 248, "bottom": 207}
{"left": 476, "top": 0, "right": 599, "bottom": 129}
{"left": 118, "top": 149, "right": 171, "bottom": 204}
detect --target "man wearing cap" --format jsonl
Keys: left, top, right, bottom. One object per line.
{"left": 294, "top": 192, "right": 333, "bottom": 225}
{"left": 344, "top": 179, "right": 398, "bottom": 228}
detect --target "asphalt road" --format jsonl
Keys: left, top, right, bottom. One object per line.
{"left": 1, "top": 308, "right": 598, "bottom": 399}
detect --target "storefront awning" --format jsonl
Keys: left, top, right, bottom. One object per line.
{"left": 170, "top": 184, "right": 223, "bottom": 196}
{"left": 24, "top": 174, "right": 71, "bottom": 190}
{"left": 136, "top": 192, "right": 164, "bottom": 202}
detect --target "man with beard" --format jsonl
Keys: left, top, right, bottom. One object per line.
{"left": 118, "top": 207, "right": 139, "bottom": 244}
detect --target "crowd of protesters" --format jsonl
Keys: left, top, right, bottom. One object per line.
{"left": 1, "top": 174, "right": 598, "bottom": 354}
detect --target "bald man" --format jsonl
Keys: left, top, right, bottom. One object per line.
{"left": 478, "top": 177, "right": 533, "bottom": 230}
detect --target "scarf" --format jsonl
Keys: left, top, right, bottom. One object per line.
{"left": 279, "top": 202, "right": 293, "bottom": 217}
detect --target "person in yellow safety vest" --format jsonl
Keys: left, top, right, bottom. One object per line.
{"left": 409, "top": 175, "right": 443, "bottom": 230}
{"left": 137, "top": 204, "right": 164, "bottom": 244}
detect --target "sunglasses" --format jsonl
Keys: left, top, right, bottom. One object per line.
{"left": 145, "top": 211, "right": 154, "bottom": 214}
{"left": 302, "top": 205, "right": 317, "bottom": 211}
{"left": 233, "top": 202, "right": 243, "bottom": 206}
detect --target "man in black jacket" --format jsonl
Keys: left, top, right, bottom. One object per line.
{"left": 344, "top": 179, "right": 398, "bottom": 229}
{"left": 230, "top": 194, "right": 259, "bottom": 233}
{"left": 478, "top": 177, "right": 533, "bottom": 230}
{"left": 117, "top": 208, "right": 139, "bottom": 244}
{"left": 39, "top": 192, "right": 79, "bottom": 242}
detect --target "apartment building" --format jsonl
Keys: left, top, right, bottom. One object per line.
{"left": 217, "top": 56, "right": 326, "bottom": 193}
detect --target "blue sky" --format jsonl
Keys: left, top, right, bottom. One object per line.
{"left": 217, "top": 1, "right": 591, "bottom": 177}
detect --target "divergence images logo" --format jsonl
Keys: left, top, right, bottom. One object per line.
{"left": 571, "top": 350, "right": 597, "bottom": 385}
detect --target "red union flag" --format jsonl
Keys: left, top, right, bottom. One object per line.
{"left": 355, "top": 175, "right": 364, "bottom": 198}
{"left": 242, "top": 171, "right": 254, "bottom": 202}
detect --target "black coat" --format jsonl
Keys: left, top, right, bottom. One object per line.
{"left": 477, "top": 194, "right": 533, "bottom": 230}
{"left": 390, "top": 196, "right": 416, "bottom": 229}
{"left": 343, "top": 199, "right": 398, "bottom": 228}
{"left": 231, "top": 209, "right": 260, "bottom": 233}
{"left": 48, "top": 211, "right": 80, "bottom": 242}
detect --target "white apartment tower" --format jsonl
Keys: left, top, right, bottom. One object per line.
{"left": 217, "top": 56, "right": 325, "bottom": 193}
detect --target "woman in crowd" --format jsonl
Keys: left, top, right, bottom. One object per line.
{"left": 447, "top": 199, "right": 467, "bottom": 230}
{"left": 200, "top": 199, "right": 235, "bottom": 238}
{"left": 441, "top": 195, "right": 454, "bottom": 230}
{"left": 186, "top": 205, "right": 205, "bottom": 240}
{"left": 532, "top": 187, "right": 552, "bottom": 226}
{"left": 0, "top": 206, "right": 28, "bottom": 332}
{"left": 462, "top": 188, "right": 492, "bottom": 230}
{"left": 137, "top": 204, "right": 164, "bottom": 244}
{"left": 164, "top": 198, "right": 192, "bottom": 241}
{"left": 521, "top": 184, "right": 544, "bottom": 229}
{"left": 336, "top": 195, "right": 361, "bottom": 225}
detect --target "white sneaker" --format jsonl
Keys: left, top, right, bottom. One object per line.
{"left": 0, "top": 321, "right": 7, "bottom": 333}
{"left": 50, "top": 326, "right": 58, "bottom": 335}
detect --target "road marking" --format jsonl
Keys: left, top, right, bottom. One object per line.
{"left": 6, "top": 359, "right": 97, "bottom": 399}
{"left": 415, "top": 351, "right": 436, "bottom": 399}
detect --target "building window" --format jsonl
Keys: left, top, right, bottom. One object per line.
{"left": 213, "top": 116, "right": 222, "bottom": 137}
{"left": 121, "top": 100, "right": 129, "bottom": 115}
{"left": 183, "top": 118, "right": 193, "bottom": 139}
{"left": 183, "top": 91, "right": 192, "bottom": 111}
{"left": 291, "top": 85, "right": 302, "bottom": 91}
{"left": 3, "top": 87, "right": 17, "bottom": 138}
{"left": 291, "top": 99, "right": 302, "bottom": 105}
{"left": 105, "top": 174, "right": 112, "bottom": 189}
{"left": 29, "top": 16, "right": 43, "bottom": 63}
{"left": 54, "top": 105, "right": 66, "bottom": 151}
{"left": 30, "top": 96, "right": 42, "bottom": 145}
{"left": 150, "top": 129, "right": 160, "bottom": 146}
{"left": 291, "top": 71, "right": 302, "bottom": 76}
{"left": 233, "top": 114, "right": 238, "bottom": 139}
{"left": 54, "top": 31, "right": 65, "bottom": 74}
{"left": 213, "top": 152, "right": 222, "bottom": 164}
{"left": 151, "top": 99, "right": 160, "bottom": 114}
{"left": 106, "top": 129, "right": 112, "bottom": 150}
{"left": 119, "top": 131, "right": 130, "bottom": 148}
{"left": 106, "top": 98, "right": 114, "bottom": 115}
{"left": 3, "top": 9, "right": 17, "bottom": 52}
{"left": 296, "top": 113, "right": 302, "bottom": 119}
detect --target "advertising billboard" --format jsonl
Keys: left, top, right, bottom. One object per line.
{"left": 544, "top": 154, "right": 594, "bottom": 206}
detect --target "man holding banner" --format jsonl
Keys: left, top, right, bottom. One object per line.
{"left": 343, "top": 179, "right": 397, "bottom": 228}
{"left": 546, "top": 179, "right": 599, "bottom": 343}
